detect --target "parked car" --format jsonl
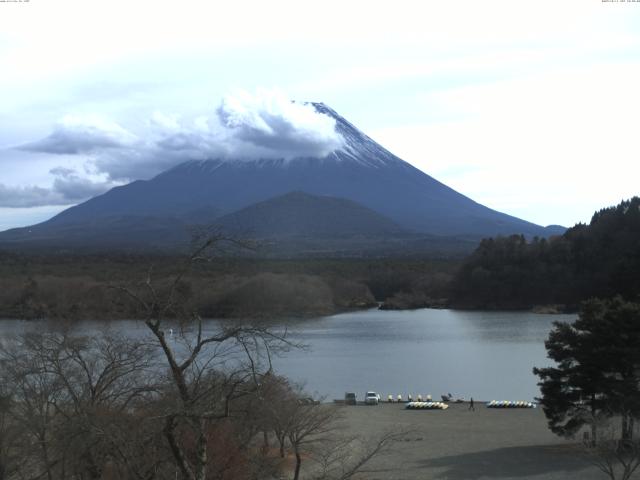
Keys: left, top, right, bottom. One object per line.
{"left": 345, "top": 392, "right": 357, "bottom": 405}
{"left": 365, "top": 391, "right": 380, "bottom": 405}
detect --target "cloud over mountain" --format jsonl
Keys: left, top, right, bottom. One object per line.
{"left": 0, "top": 184, "right": 66, "bottom": 208}
{"left": 0, "top": 167, "right": 116, "bottom": 208}
{"left": 21, "top": 114, "right": 138, "bottom": 155}
{"left": 50, "top": 167, "right": 116, "bottom": 201}
{"left": 217, "top": 89, "right": 344, "bottom": 158}
{"left": 15, "top": 89, "right": 345, "bottom": 200}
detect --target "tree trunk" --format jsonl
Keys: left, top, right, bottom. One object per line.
{"left": 164, "top": 416, "right": 195, "bottom": 480}
{"left": 195, "top": 420, "right": 208, "bottom": 480}
{"left": 261, "top": 430, "right": 269, "bottom": 455}
{"left": 39, "top": 432, "right": 54, "bottom": 480}
{"left": 81, "top": 450, "right": 102, "bottom": 480}
{"left": 591, "top": 395, "right": 598, "bottom": 447}
{"left": 293, "top": 446, "right": 302, "bottom": 480}
{"left": 278, "top": 435, "right": 286, "bottom": 458}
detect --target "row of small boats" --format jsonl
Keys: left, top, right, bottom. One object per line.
{"left": 404, "top": 400, "right": 538, "bottom": 410}
{"left": 486, "top": 400, "right": 537, "bottom": 408}
{"left": 405, "top": 401, "right": 449, "bottom": 410}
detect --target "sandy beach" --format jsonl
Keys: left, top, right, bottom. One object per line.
{"left": 335, "top": 402, "right": 608, "bottom": 480}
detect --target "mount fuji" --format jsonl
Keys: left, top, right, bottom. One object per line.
{"left": 0, "top": 103, "right": 563, "bottom": 253}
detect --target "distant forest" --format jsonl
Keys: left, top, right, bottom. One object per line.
{"left": 0, "top": 253, "right": 455, "bottom": 321}
{"left": 2, "top": 198, "right": 638, "bottom": 320}
{"left": 450, "top": 197, "right": 640, "bottom": 310}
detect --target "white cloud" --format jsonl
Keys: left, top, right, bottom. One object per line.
{"left": 217, "top": 89, "right": 343, "bottom": 158}
{"left": 150, "top": 111, "right": 181, "bottom": 131}
{"left": 21, "top": 114, "right": 137, "bottom": 154}
{"left": 17, "top": 89, "right": 344, "bottom": 183}
{"left": 0, "top": 89, "right": 345, "bottom": 207}
{"left": 0, "top": 167, "right": 116, "bottom": 208}
{"left": 0, "top": 184, "right": 66, "bottom": 208}
{"left": 49, "top": 167, "right": 116, "bottom": 201}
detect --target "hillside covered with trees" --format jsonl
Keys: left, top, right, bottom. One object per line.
{"left": 0, "top": 252, "right": 457, "bottom": 321}
{"left": 450, "top": 197, "right": 640, "bottom": 310}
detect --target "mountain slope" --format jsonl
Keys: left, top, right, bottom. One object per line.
{"left": 213, "top": 191, "right": 408, "bottom": 238}
{"left": 0, "top": 215, "right": 191, "bottom": 251}
{"left": 0, "top": 103, "right": 563, "bottom": 251}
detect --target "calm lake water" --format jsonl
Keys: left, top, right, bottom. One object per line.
{"left": 0, "top": 308, "right": 575, "bottom": 402}
{"left": 275, "top": 308, "right": 576, "bottom": 402}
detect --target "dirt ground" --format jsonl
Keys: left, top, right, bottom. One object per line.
{"left": 332, "top": 402, "right": 614, "bottom": 480}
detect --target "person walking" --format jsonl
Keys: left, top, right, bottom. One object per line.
{"left": 469, "top": 397, "right": 475, "bottom": 411}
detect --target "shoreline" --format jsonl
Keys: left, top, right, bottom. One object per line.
{"left": 0, "top": 303, "right": 579, "bottom": 322}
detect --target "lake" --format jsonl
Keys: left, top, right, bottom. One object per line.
{"left": 275, "top": 308, "right": 575, "bottom": 402}
{"left": 0, "top": 308, "right": 575, "bottom": 402}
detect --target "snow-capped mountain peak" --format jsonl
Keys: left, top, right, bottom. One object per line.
{"left": 309, "top": 102, "right": 404, "bottom": 168}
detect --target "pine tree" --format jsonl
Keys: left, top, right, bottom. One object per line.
{"left": 534, "top": 298, "right": 640, "bottom": 443}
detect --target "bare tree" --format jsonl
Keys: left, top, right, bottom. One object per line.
{"left": 258, "top": 374, "right": 300, "bottom": 458}
{"left": 112, "top": 234, "right": 296, "bottom": 480}
{"left": 584, "top": 416, "right": 640, "bottom": 480}
{"left": 49, "top": 332, "right": 163, "bottom": 480}
{"left": 311, "top": 430, "right": 407, "bottom": 480}
{"left": 0, "top": 333, "right": 65, "bottom": 480}
{"left": 0, "top": 391, "right": 22, "bottom": 480}
{"left": 287, "top": 402, "right": 343, "bottom": 480}
{"left": 264, "top": 389, "right": 407, "bottom": 480}
{"left": 0, "top": 330, "right": 166, "bottom": 480}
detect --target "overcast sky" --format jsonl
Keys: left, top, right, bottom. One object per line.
{"left": 1, "top": 0, "right": 639, "bottom": 231}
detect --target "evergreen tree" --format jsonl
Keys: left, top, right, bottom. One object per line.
{"left": 534, "top": 298, "right": 640, "bottom": 443}
{"left": 452, "top": 197, "right": 640, "bottom": 309}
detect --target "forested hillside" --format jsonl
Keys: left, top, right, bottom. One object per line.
{"left": 451, "top": 197, "right": 640, "bottom": 310}
{"left": 0, "top": 253, "right": 457, "bottom": 320}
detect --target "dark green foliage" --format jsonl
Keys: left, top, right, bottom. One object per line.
{"left": 451, "top": 197, "right": 640, "bottom": 309}
{"left": 534, "top": 298, "right": 640, "bottom": 440}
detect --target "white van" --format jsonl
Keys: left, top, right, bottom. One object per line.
{"left": 365, "top": 391, "right": 380, "bottom": 405}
